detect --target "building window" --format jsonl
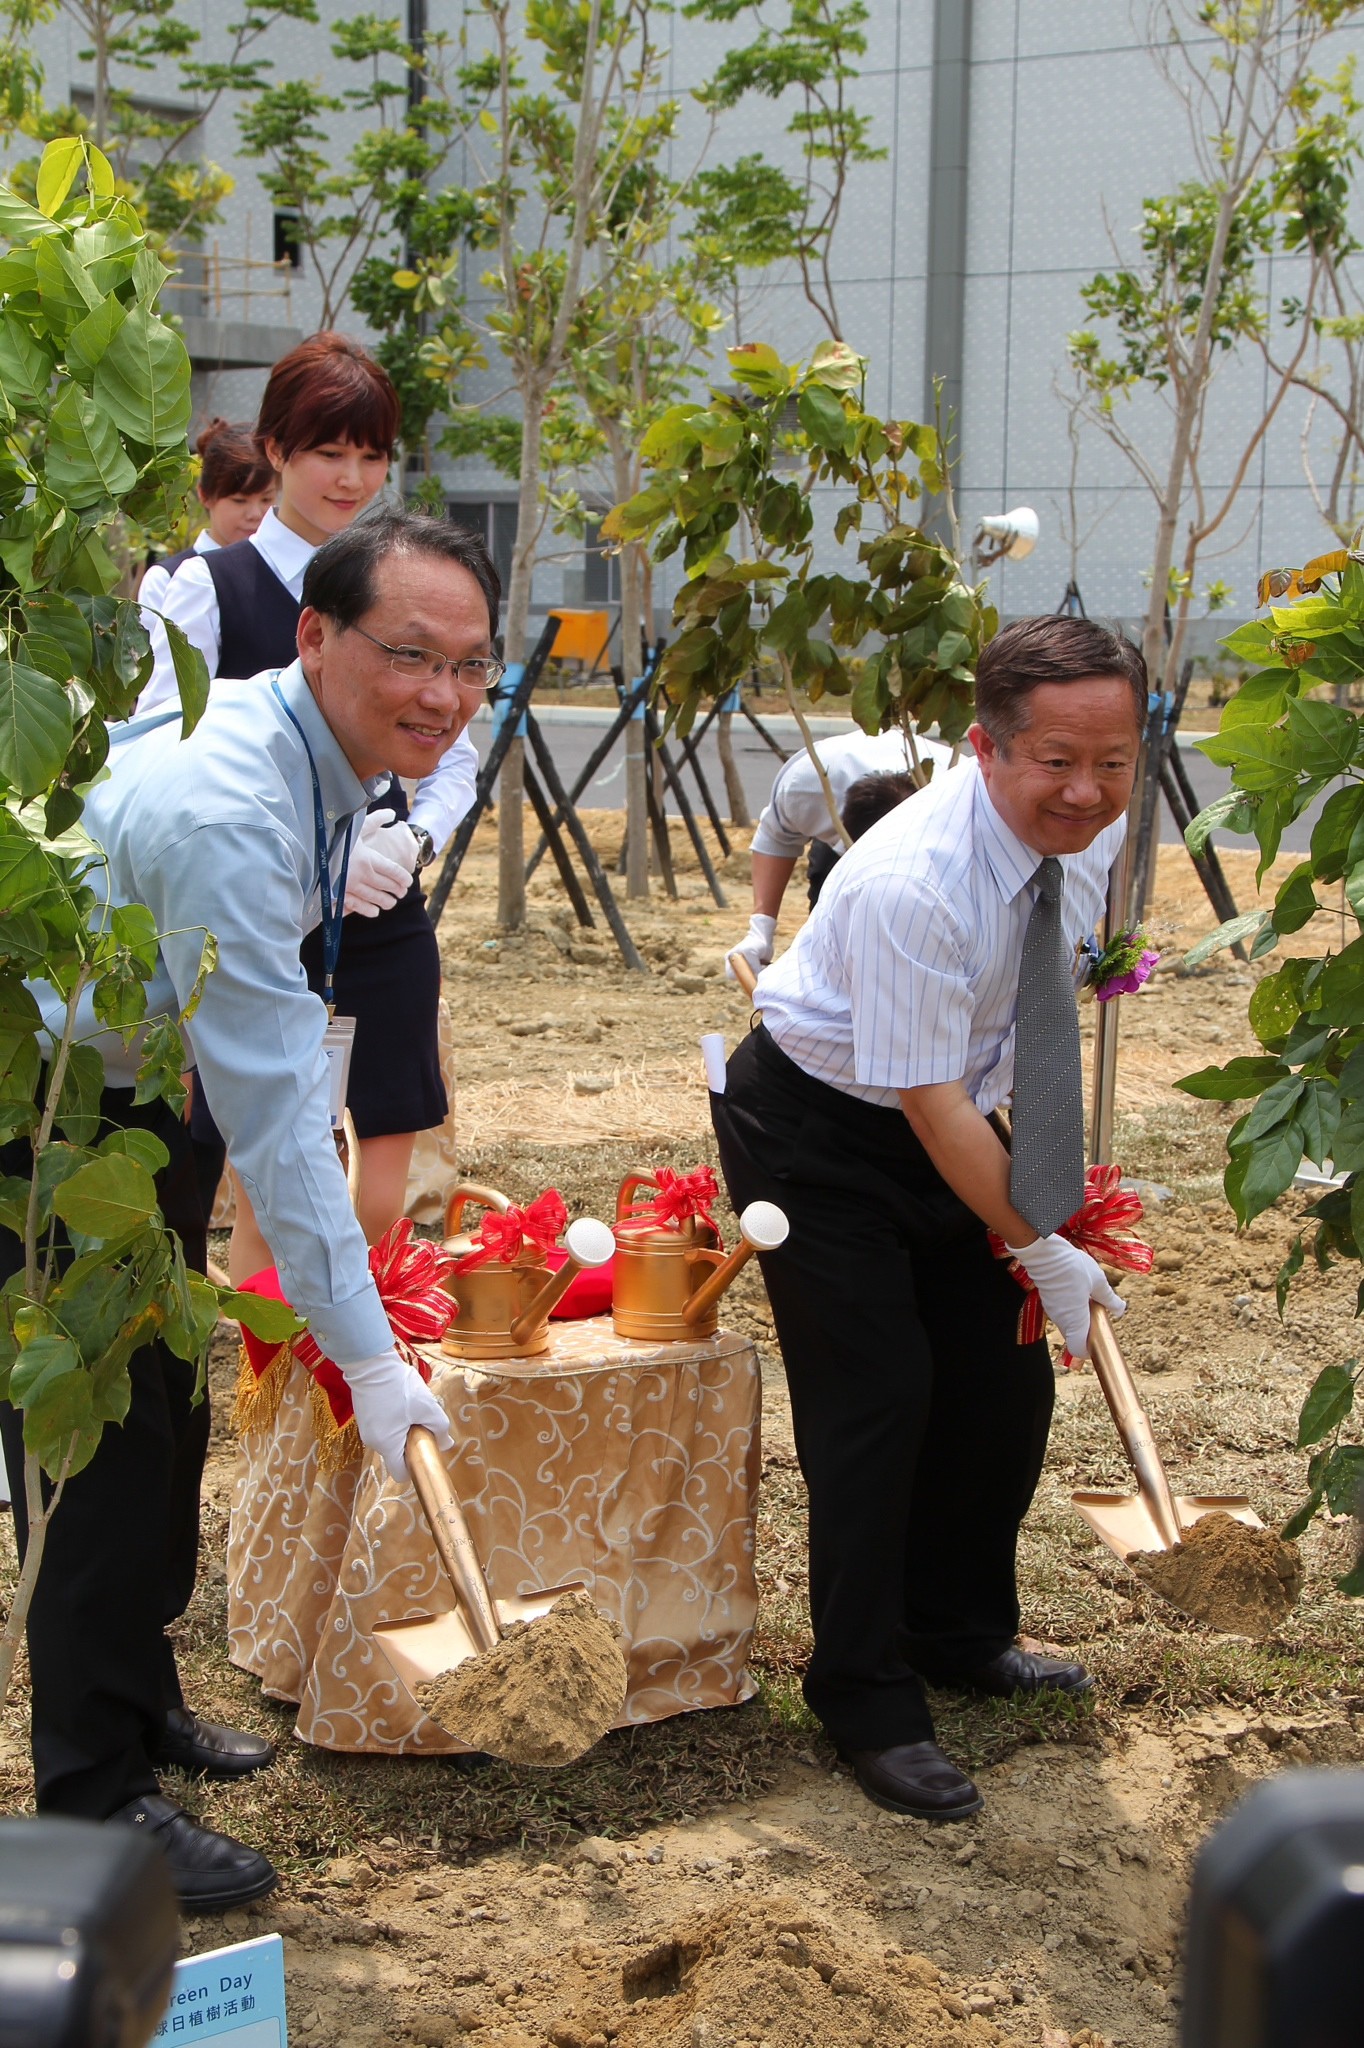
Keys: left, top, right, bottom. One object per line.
{"left": 583, "top": 519, "right": 619, "bottom": 604}
{"left": 273, "top": 210, "right": 303, "bottom": 270}
{"left": 448, "top": 500, "right": 517, "bottom": 597}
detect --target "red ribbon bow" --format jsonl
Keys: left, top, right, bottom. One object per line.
{"left": 989, "top": 1163, "right": 1154, "bottom": 1371}
{"left": 619, "top": 1165, "right": 722, "bottom": 1241}
{"left": 237, "top": 1216, "right": 457, "bottom": 1437}
{"left": 455, "top": 1188, "right": 568, "bottom": 1272}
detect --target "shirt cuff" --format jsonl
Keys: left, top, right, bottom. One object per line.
{"left": 751, "top": 815, "right": 810, "bottom": 859}
{"left": 301, "top": 1278, "right": 395, "bottom": 1367}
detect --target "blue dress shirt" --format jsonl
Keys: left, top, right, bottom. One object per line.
{"left": 34, "top": 659, "right": 395, "bottom": 1365}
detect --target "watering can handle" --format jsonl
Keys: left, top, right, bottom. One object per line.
{"left": 615, "top": 1169, "right": 661, "bottom": 1222}
{"left": 444, "top": 1181, "right": 512, "bottom": 1242}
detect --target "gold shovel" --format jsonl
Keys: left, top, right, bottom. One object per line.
{"left": 372, "top": 1423, "right": 591, "bottom": 1701}
{"left": 1072, "top": 1305, "right": 1262, "bottom": 1559}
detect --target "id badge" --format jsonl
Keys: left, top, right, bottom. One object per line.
{"left": 321, "top": 1014, "right": 356, "bottom": 1130}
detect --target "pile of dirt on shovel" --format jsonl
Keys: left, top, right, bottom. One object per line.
{"left": 540, "top": 1896, "right": 1111, "bottom": 2048}
{"left": 417, "top": 1592, "right": 627, "bottom": 1766}
{"left": 1130, "top": 1511, "right": 1303, "bottom": 1635}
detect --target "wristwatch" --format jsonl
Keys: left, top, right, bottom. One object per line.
{"left": 413, "top": 827, "right": 436, "bottom": 871}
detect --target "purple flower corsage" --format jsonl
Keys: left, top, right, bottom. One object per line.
{"left": 1076, "top": 927, "right": 1160, "bottom": 1003}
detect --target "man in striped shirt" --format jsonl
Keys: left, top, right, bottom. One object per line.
{"left": 713, "top": 616, "right": 1143, "bottom": 1820}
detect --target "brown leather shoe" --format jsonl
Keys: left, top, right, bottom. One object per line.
{"left": 838, "top": 1740, "right": 983, "bottom": 1820}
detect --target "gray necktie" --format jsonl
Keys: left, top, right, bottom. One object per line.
{"left": 1009, "top": 856, "right": 1085, "bottom": 1236}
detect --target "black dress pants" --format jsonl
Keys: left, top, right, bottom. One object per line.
{"left": 0, "top": 1089, "right": 210, "bottom": 1818}
{"left": 711, "top": 1025, "right": 1055, "bottom": 1751}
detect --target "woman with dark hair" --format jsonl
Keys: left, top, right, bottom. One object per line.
{"left": 138, "top": 418, "right": 276, "bottom": 616}
{"left": 140, "top": 333, "right": 478, "bottom": 1275}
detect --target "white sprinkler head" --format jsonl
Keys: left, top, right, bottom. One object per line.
{"left": 739, "top": 1200, "right": 790, "bottom": 1251}
{"left": 564, "top": 1217, "right": 616, "bottom": 1267}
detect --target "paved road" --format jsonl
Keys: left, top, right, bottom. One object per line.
{"left": 468, "top": 709, "right": 1316, "bottom": 853}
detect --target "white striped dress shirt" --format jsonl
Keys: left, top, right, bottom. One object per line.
{"left": 756, "top": 758, "right": 1125, "bottom": 1111}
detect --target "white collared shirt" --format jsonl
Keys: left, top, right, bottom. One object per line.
{"left": 756, "top": 758, "right": 1125, "bottom": 1110}
{"left": 134, "top": 508, "right": 478, "bottom": 852}
{"left": 32, "top": 662, "right": 393, "bottom": 1364}
{"left": 751, "top": 725, "right": 955, "bottom": 858}
{"left": 137, "top": 524, "right": 217, "bottom": 622}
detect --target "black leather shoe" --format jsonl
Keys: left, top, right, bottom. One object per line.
{"left": 837, "top": 1741, "right": 984, "bottom": 1820}
{"left": 109, "top": 1794, "right": 277, "bottom": 1912}
{"left": 156, "top": 1707, "right": 276, "bottom": 1780}
{"left": 940, "top": 1646, "right": 1095, "bottom": 1699}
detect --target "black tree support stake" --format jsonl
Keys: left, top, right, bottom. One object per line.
{"left": 522, "top": 756, "right": 595, "bottom": 929}
{"left": 643, "top": 704, "right": 728, "bottom": 907}
{"left": 524, "top": 670, "right": 653, "bottom": 884}
{"left": 672, "top": 697, "right": 732, "bottom": 857}
{"left": 425, "top": 616, "right": 560, "bottom": 926}
{"left": 523, "top": 711, "right": 649, "bottom": 973}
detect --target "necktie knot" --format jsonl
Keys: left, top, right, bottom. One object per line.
{"left": 1033, "top": 856, "right": 1063, "bottom": 904}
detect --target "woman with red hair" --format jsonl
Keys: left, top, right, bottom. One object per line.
{"left": 143, "top": 333, "right": 477, "bottom": 1273}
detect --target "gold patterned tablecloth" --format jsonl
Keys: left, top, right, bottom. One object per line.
{"left": 226, "top": 1319, "right": 761, "bottom": 1752}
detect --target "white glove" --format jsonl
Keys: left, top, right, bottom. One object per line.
{"left": 344, "top": 808, "right": 416, "bottom": 918}
{"left": 725, "top": 913, "right": 777, "bottom": 980}
{"left": 1004, "top": 1232, "right": 1127, "bottom": 1361}
{"left": 343, "top": 1347, "right": 453, "bottom": 1484}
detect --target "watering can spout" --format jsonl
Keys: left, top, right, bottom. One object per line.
{"left": 681, "top": 1200, "right": 789, "bottom": 1327}
{"left": 508, "top": 1217, "right": 615, "bottom": 1348}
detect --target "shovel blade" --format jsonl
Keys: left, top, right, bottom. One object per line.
{"left": 372, "top": 1580, "right": 588, "bottom": 1694}
{"left": 1073, "top": 1491, "right": 1262, "bottom": 1563}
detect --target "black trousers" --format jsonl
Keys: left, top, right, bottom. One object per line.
{"left": 806, "top": 838, "right": 840, "bottom": 908}
{"left": 0, "top": 1090, "right": 210, "bottom": 1818}
{"left": 711, "top": 1026, "right": 1055, "bottom": 1750}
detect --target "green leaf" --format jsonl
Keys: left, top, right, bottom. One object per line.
{"left": 0, "top": 656, "right": 74, "bottom": 801}
{"left": 52, "top": 1042, "right": 105, "bottom": 1145}
{"left": 90, "top": 304, "right": 190, "bottom": 449}
{"left": 35, "top": 138, "right": 86, "bottom": 219}
{"left": 1318, "top": 937, "right": 1364, "bottom": 1027}
{"left": 160, "top": 617, "right": 209, "bottom": 734}
{"left": 1286, "top": 695, "right": 1360, "bottom": 778}
{"left": 726, "top": 341, "right": 790, "bottom": 395}
{"left": 45, "top": 381, "right": 138, "bottom": 506}
{"left": 64, "top": 293, "right": 128, "bottom": 381}
{"left": 1281, "top": 1488, "right": 1324, "bottom": 1541}
{"left": 1335, "top": 1554, "right": 1364, "bottom": 1597}
{"left": 1297, "top": 1361, "right": 1358, "bottom": 1447}
{"left": 10, "top": 1332, "right": 99, "bottom": 1478}
{"left": 1182, "top": 910, "right": 1269, "bottom": 967}
{"left": 132, "top": 1014, "right": 186, "bottom": 1115}
{"left": 52, "top": 1154, "right": 158, "bottom": 1239}
{"left": 1176, "top": 1055, "right": 1288, "bottom": 1101}
{"left": 1298, "top": 1080, "right": 1341, "bottom": 1167}
{"left": 1198, "top": 723, "right": 1295, "bottom": 793}
{"left": 1272, "top": 862, "right": 1319, "bottom": 936}
{"left": 97, "top": 1126, "right": 168, "bottom": 1176}
{"left": 797, "top": 381, "right": 852, "bottom": 454}
{"left": 1242, "top": 1074, "right": 1305, "bottom": 1140}
{"left": 162, "top": 1267, "right": 220, "bottom": 1365}
{"left": 218, "top": 1287, "right": 305, "bottom": 1343}
{"left": 1218, "top": 665, "right": 1291, "bottom": 730}
{"left": 0, "top": 315, "right": 53, "bottom": 411}
{"left": 1184, "top": 789, "right": 1245, "bottom": 855}
{"left": 1249, "top": 970, "right": 1302, "bottom": 1046}
{"left": 1322, "top": 1442, "right": 1364, "bottom": 1515}
{"left": 1276, "top": 1235, "right": 1305, "bottom": 1317}
{"left": 1234, "top": 1118, "right": 1307, "bottom": 1224}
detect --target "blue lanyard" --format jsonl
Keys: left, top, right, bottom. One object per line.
{"left": 271, "top": 678, "right": 354, "bottom": 1014}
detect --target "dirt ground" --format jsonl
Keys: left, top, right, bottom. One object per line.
{"left": 3, "top": 813, "right": 1363, "bottom": 2048}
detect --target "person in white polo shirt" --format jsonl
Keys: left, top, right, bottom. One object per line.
{"left": 726, "top": 723, "right": 954, "bottom": 979}
{"left": 711, "top": 615, "right": 1142, "bottom": 1820}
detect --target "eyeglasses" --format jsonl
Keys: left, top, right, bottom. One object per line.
{"left": 349, "top": 624, "right": 506, "bottom": 692}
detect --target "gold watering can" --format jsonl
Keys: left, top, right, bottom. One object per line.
{"left": 611, "top": 1167, "right": 789, "bottom": 1341}
{"left": 440, "top": 1182, "right": 615, "bottom": 1359}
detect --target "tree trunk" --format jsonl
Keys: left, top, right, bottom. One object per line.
{"left": 497, "top": 391, "right": 548, "bottom": 928}
{"left": 717, "top": 710, "right": 750, "bottom": 828}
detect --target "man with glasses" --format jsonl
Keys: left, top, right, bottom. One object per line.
{"left": 3, "top": 509, "right": 497, "bottom": 1913}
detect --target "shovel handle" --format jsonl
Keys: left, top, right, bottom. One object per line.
{"left": 405, "top": 1425, "right": 501, "bottom": 1654}
{"left": 728, "top": 951, "right": 758, "bottom": 997}
{"left": 1087, "top": 1306, "right": 1183, "bottom": 1550}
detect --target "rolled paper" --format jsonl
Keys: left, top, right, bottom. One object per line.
{"left": 701, "top": 1033, "right": 728, "bottom": 1093}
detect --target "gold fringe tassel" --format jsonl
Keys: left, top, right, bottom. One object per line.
{"left": 232, "top": 1340, "right": 295, "bottom": 1438}
{"left": 308, "top": 1377, "right": 361, "bottom": 1471}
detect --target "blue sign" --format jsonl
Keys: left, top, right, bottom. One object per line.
{"left": 151, "top": 1932, "right": 287, "bottom": 2045}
